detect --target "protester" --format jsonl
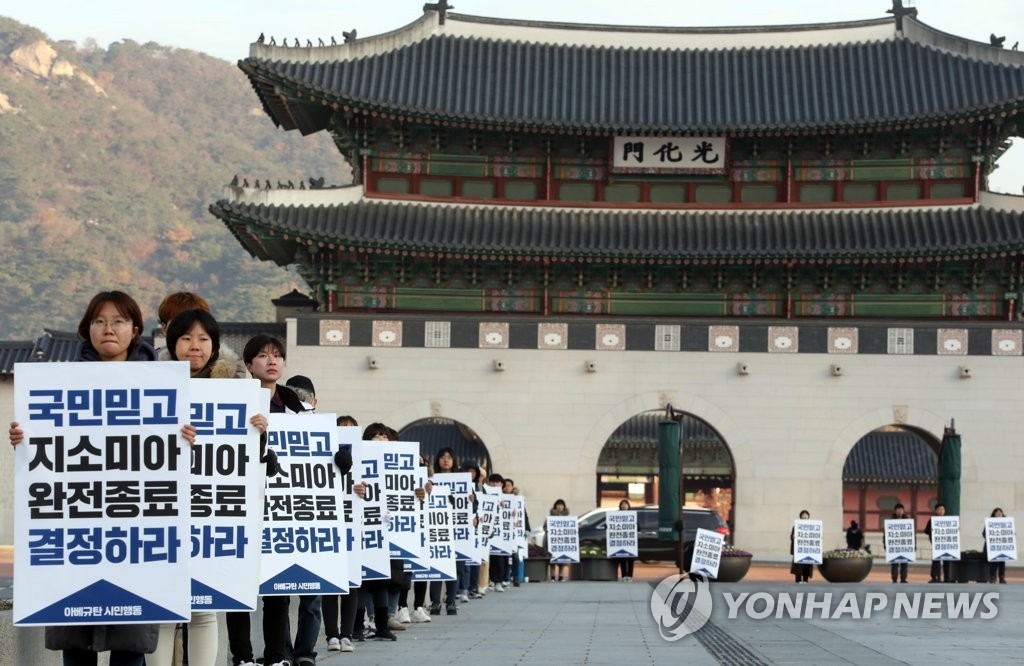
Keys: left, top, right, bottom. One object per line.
{"left": 889, "top": 503, "right": 911, "bottom": 583}
{"left": 616, "top": 499, "right": 636, "bottom": 581}
{"left": 9, "top": 291, "right": 197, "bottom": 666}
{"left": 547, "top": 499, "right": 571, "bottom": 582}
{"left": 325, "top": 415, "right": 361, "bottom": 652}
{"left": 790, "top": 510, "right": 813, "bottom": 583}
{"left": 924, "top": 503, "right": 951, "bottom": 583}
{"left": 429, "top": 448, "right": 461, "bottom": 615}
{"left": 462, "top": 459, "right": 486, "bottom": 600}
{"left": 149, "top": 310, "right": 269, "bottom": 666}
{"left": 984, "top": 507, "right": 1008, "bottom": 584}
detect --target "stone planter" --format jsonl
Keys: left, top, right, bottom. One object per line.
{"left": 524, "top": 557, "right": 550, "bottom": 583}
{"left": 575, "top": 558, "right": 618, "bottom": 581}
{"left": 818, "top": 556, "right": 873, "bottom": 583}
{"left": 715, "top": 556, "right": 752, "bottom": 582}
{"left": 950, "top": 555, "right": 988, "bottom": 583}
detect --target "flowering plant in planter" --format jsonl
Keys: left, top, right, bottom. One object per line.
{"left": 715, "top": 546, "right": 753, "bottom": 582}
{"left": 822, "top": 548, "right": 872, "bottom": 559}
{"left": 580, "top": 543, "right": 607, "bottom": 559}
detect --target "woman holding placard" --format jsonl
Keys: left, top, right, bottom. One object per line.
{"left": 9, "top": 291, "right": 201, "bottom": 666}
{"left": 790, "top": 510, "right": 813, "bottom": 583}
{"left": 984, "top": 507, "right": 1008, "bottom": 584}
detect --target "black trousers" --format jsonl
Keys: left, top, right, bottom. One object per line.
{"left": 225, "top": 611, "right": 253, "bottom": 664}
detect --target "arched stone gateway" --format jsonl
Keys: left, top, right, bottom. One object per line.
{"left": 597, "top": 410, "right": 735, "bottom": 530}
{"left": 398, "top": 416, "right": 492, "bottom": 475}
{"left": 842, "top": 426, "right": 939, "bottom": 532}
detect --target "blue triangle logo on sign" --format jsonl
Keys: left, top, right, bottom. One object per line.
{"left": 609, "top": 549, "right": 634, "bottom": 558}
{"left": 190, "top": 579, "right": 253, "bottom": 611}
{"left": 890, "top": 555, "right": 914, "bottom": 563}
{"left": 361, "top": 565, "right": 390, "bottom": 581}
{"left": 404, "top": 559, "right": 430, "bottom": 573}
{"left": 390, "top": 545, "right": 420, "bottom": 560}
{"left": 19, "top": 579, "right": 186, "bottom": 625}
{"left": 550, "top": 554, "right": 574, "bottom": 564}
{"left": 796, "top": 556, "right": 818, "bottom": 564}
{"left": 258, "top": 564, "right": 344, "bottom": 595}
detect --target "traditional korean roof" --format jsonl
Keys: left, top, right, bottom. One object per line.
{"left": 843, "top": 431, "right": 937, "bottom": 484}
{"left": 240, "top": 11, "right": 1024, "bottom": 135}
{"left": 0, "top": 340, "right": 35, "bottom": 375}
{"left": 210, "top": 189, "right": 1024, "bottom": 265}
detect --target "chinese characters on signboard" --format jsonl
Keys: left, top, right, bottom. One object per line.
{"left": 612, "top": 136, "right": 727, "bottom": 174}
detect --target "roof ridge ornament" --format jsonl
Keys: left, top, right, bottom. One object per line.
{"left": 424, "top": 0, "right": 453, "bottom": 25}
{"left": 886, "top": 0, "right": 917, "bottom": 33}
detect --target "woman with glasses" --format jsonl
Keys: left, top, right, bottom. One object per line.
{"left": 9, "top": 290, "right": 195, "bottom": 666}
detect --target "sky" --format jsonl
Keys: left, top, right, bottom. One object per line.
{"left": 4, "top": 0, "right": 1024, "bottom": 192}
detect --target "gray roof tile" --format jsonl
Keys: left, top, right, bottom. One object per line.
{"left": 210, "top": 198, "right": 1024, "bottom": 264}
{"left": 242, "top": 35, "right": 1024, "bottom": 133}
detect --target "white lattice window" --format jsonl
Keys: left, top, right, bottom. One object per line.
{"left": 887, "top": 328, "right": 914, "bottom": 355}
{"left": 425, "top": 321, "right": 451, "bottom": 348}
{"left": 655, "top": 325, "right": 681, "bottom": 352}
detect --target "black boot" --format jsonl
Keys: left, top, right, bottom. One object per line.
{"left": 374, "top": 607, "right": 397, "bottom": 641}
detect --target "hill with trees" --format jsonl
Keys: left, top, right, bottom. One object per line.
{"left": 0, "top": 16, "right": 345, "bottom": 338}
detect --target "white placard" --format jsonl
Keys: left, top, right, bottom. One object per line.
{"left": 14, "top": 362, "right": 192, "bottom": 625}
{"left": 186, "top": 378, "right": 265, "bottom": 611}
{"left": 509, "top": 495, "right": 528, "bottom": 552}
{"left": 351, "top": 442, "right": 390, "bottom": 581}
{"left": 432, "top": 473, "right": 475, "bottom": 562}
{"left": 260, "top": 413, "right": 348, "bottom": 595}
{"left": 793, "top": 519, "right": 824, "bottom": 565}
{"left": 478, "top": 494, "right": 500, "bottom": 561}
{"left": 380, "top": 441, "right": 422, "bottom": 561}
{"left": 612, "top": 135, "right": 727, "bottom": 172}
{"left": 490, "top": 493, "right": 517, "bottom": 556}
{"left": 411, "top": 492, "right": 457, "bottom": 581}
{"left": 691, "top": 528, "right": 725, "bottom": 578}
{"left": 930, "top": 516, "right": 961, "bottom": 561}
{"left": 884, "top": 518, "right": 917, "bottom": 564}
{"left": 546, "top": 516, "right": 580, "bottom": 564}
{"left": 606, "top": 511, "right": 638, "bottom": 559}
{"left": 336, "top": 426, "right": 363, "bottom": 588}
{"left": 985, "top": 517, "right": 1018, "bottom": 562}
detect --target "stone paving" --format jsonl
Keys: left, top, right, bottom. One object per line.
{"left": 3, "top": 551, "right": 1022, "bottom": 665}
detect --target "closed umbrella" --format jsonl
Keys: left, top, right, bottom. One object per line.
{"left": 938, "top": 423, "right": 961, "bottom": 517}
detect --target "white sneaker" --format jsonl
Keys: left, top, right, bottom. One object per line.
{"left": 327, "top": 637, "right": 341, "bottom": 651}
{"left": 340, "top": 637, "right": 355, "bottom": 652}
{"left": 494, "top": 583, "right": 505, "bottom": 592}
{"left": 458, "top": 593, "right": 469, "bottom": 602}
{"left": 387, "top": 616, "right": 406, "bottom": 630}
{"left": 396, "top": 606, "right": 411, "bottom": 624}
{"left": 411, "top": 606, "right": 432, "bottom": 623}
